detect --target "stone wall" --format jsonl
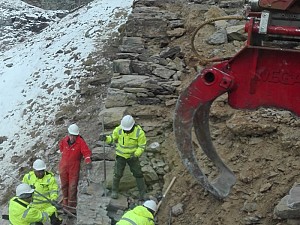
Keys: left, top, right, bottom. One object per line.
{"left": 76, "top": 0, "right": 188, "bottom": 224}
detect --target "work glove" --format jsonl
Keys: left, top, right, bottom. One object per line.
{"left": 86, "top": 163, "right": 92, "bottom": 170}
{"left": 130, "top": 154, "right": 138, "bottom": 160}
{"left": 2, "top": 215, "right": 9, "bottom": 220}
{"left": 134, "top": 149, "right": 143, "bottom": 157}
{"left": 99, "top": 135, "right": 106, "bottom": 141}
{"left": 51, "top": 201, "right": 63, "bottom": 210}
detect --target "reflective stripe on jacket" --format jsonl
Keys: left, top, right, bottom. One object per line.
{"left": 106, "top": 125, "right": 147, "bottom": 159}
{"left": 22, "top": 171, "right": 59, "bottom": 211}
{"left": 116, "top": 206, "right": 155, "bottom": 225}
{"left": 8, "top": 197, "right": 51, "bottom": 225}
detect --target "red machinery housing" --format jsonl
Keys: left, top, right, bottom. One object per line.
{"left": 174, "top": 0, "right": 300, "bottom": 199}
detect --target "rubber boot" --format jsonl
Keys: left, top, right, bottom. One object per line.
{"left": 50, "top": 213, "right": 63, "bottom": 225}
{"left": 111, "top": 177, "right": 120, "bottom": 199}
{"left": 136, "top": 177, "right": 146, "bottom": 200}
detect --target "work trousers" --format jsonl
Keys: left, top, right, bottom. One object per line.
{"left": 35, "top": 214, "right": 61, "bottom": 225}
{"left": 114, "top": 156, "right": 144, "bottom": 179}
{"left": 59, "top": 161, "right": 80, "bottom": 210}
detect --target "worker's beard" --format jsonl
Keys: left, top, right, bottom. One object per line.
{"left": 68, "top": 135, "right": 77, "bottom": 145}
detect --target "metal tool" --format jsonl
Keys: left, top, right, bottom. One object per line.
{"left": 33, "top": 188, "right": 77, "bottom": 218}
{"left": 87, "top": 168, "right": 91, "bottom": 186}
{"left": 168, "top": 207, "right": 172, "bottom": 225}
{"left": 102, "top": 115, "right": 107, "bottom": 197}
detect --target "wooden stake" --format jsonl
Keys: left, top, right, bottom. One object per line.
{"left": 155, "top": 176, "right": 176, "bottom": 215}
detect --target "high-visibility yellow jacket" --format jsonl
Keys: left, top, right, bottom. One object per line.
{"left": 22, "top": 171, "right": 59, "bottom": 211}
{"left": 116, "top": 205, "right": 155, "bottom": 225}
{"left": 8, "top": 197, "right": 55, "bottom": 225}
{"left": 106, "top": 125, "right": 147, "bottom": 159}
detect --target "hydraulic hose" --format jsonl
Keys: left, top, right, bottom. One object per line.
{"left": 191, "top": 15, "right": 245, "bottom": 65}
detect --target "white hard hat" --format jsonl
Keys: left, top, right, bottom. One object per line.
{"left": 68, "top": 124, "right": 79, "bottom": 135}
{"left": 121, "top": 115, "right": 135, "bottom": 131}
{"left": 33, "top": 159, "right": 46, "bottom": 171}
{"left": 143, "top": 200, "right": 157, "bottom": 212}
{"left": 16, "top": 183, "right": 34, "bottom": 198}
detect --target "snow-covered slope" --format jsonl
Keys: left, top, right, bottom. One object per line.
{"left": 0, "top": 0, "right": 133, "bottom": 204}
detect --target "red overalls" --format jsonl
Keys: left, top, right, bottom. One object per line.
{"left": 59, "top": 135, "right": 91, "bottom": 210}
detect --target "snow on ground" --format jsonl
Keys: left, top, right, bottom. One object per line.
{"left": 0, "top": 0, "right": 133, "bottom": 206}
{"left": 0, "top": 0, "right": 66, "bottom": 53}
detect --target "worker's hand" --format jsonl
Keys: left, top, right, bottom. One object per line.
{"left": 130, "top": 154, "right": 138, "bottom": 161}
{"left": 99, "top": 135, "right": 106, "bottom": 141}
{"left": 51, "top": 201, "right": 63, "bottom": 210}
{"left": 2, "top": 215, "right": 9, "bottom": 220}
{"left": 86, "top": 163, "right": 92, "bottom": 170}
{"left": 134, "top": 150, "right": 142, "bottom": 158}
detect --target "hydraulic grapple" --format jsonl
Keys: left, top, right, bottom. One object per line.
{"left": 174, "top": 0, "right": 300, "bottom": 199}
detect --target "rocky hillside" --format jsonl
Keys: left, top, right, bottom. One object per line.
{"left": 23, "top": 0, "right": 93, "bottom": 10}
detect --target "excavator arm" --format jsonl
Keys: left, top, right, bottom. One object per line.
{"left": 174, "top": 0, "right": 300, "bottom": 199}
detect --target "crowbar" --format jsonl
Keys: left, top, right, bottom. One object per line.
{"left": 102, "top": 115, "right": 107, "bottom": 197}
{"left": 34, "top": 188, "right": 77, "bottom": 218}
{"left": 168, "top": 207, "right": 172, "bottom": 225}
{"left": 87, "top": 168, "right": 91, "bottom": 186}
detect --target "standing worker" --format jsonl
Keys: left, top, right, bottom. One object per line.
{"left": 22, "top": 159, "right": 61, "bottom": 225}
{"left": 59, "top": 123, "right": 92, "bottom": 214}
{"left": 9, "top": 183, "right": 56, "bottom": 225}
{"left": 116, "top": 200, "right": 157, "bottom": 225}
{"left": 99, "top": 115, "right": 147, "bottom": 200}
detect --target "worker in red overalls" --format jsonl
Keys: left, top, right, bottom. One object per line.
{"left": 58, "top": 124, "right": 92, "bottom": 214}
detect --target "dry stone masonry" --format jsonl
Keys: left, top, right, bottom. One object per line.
{"left": 76, "top": 0, "right": 187, "bottom": 224}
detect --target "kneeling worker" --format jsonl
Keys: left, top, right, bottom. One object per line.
{"left": 22, "top": 159, "right": 61, "bottom": 224}
{"left": 117, "top": 200, "right": 157, "bottom": 225}
{"left": 9, "top": 183, "right": 56, "bottom": 225}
